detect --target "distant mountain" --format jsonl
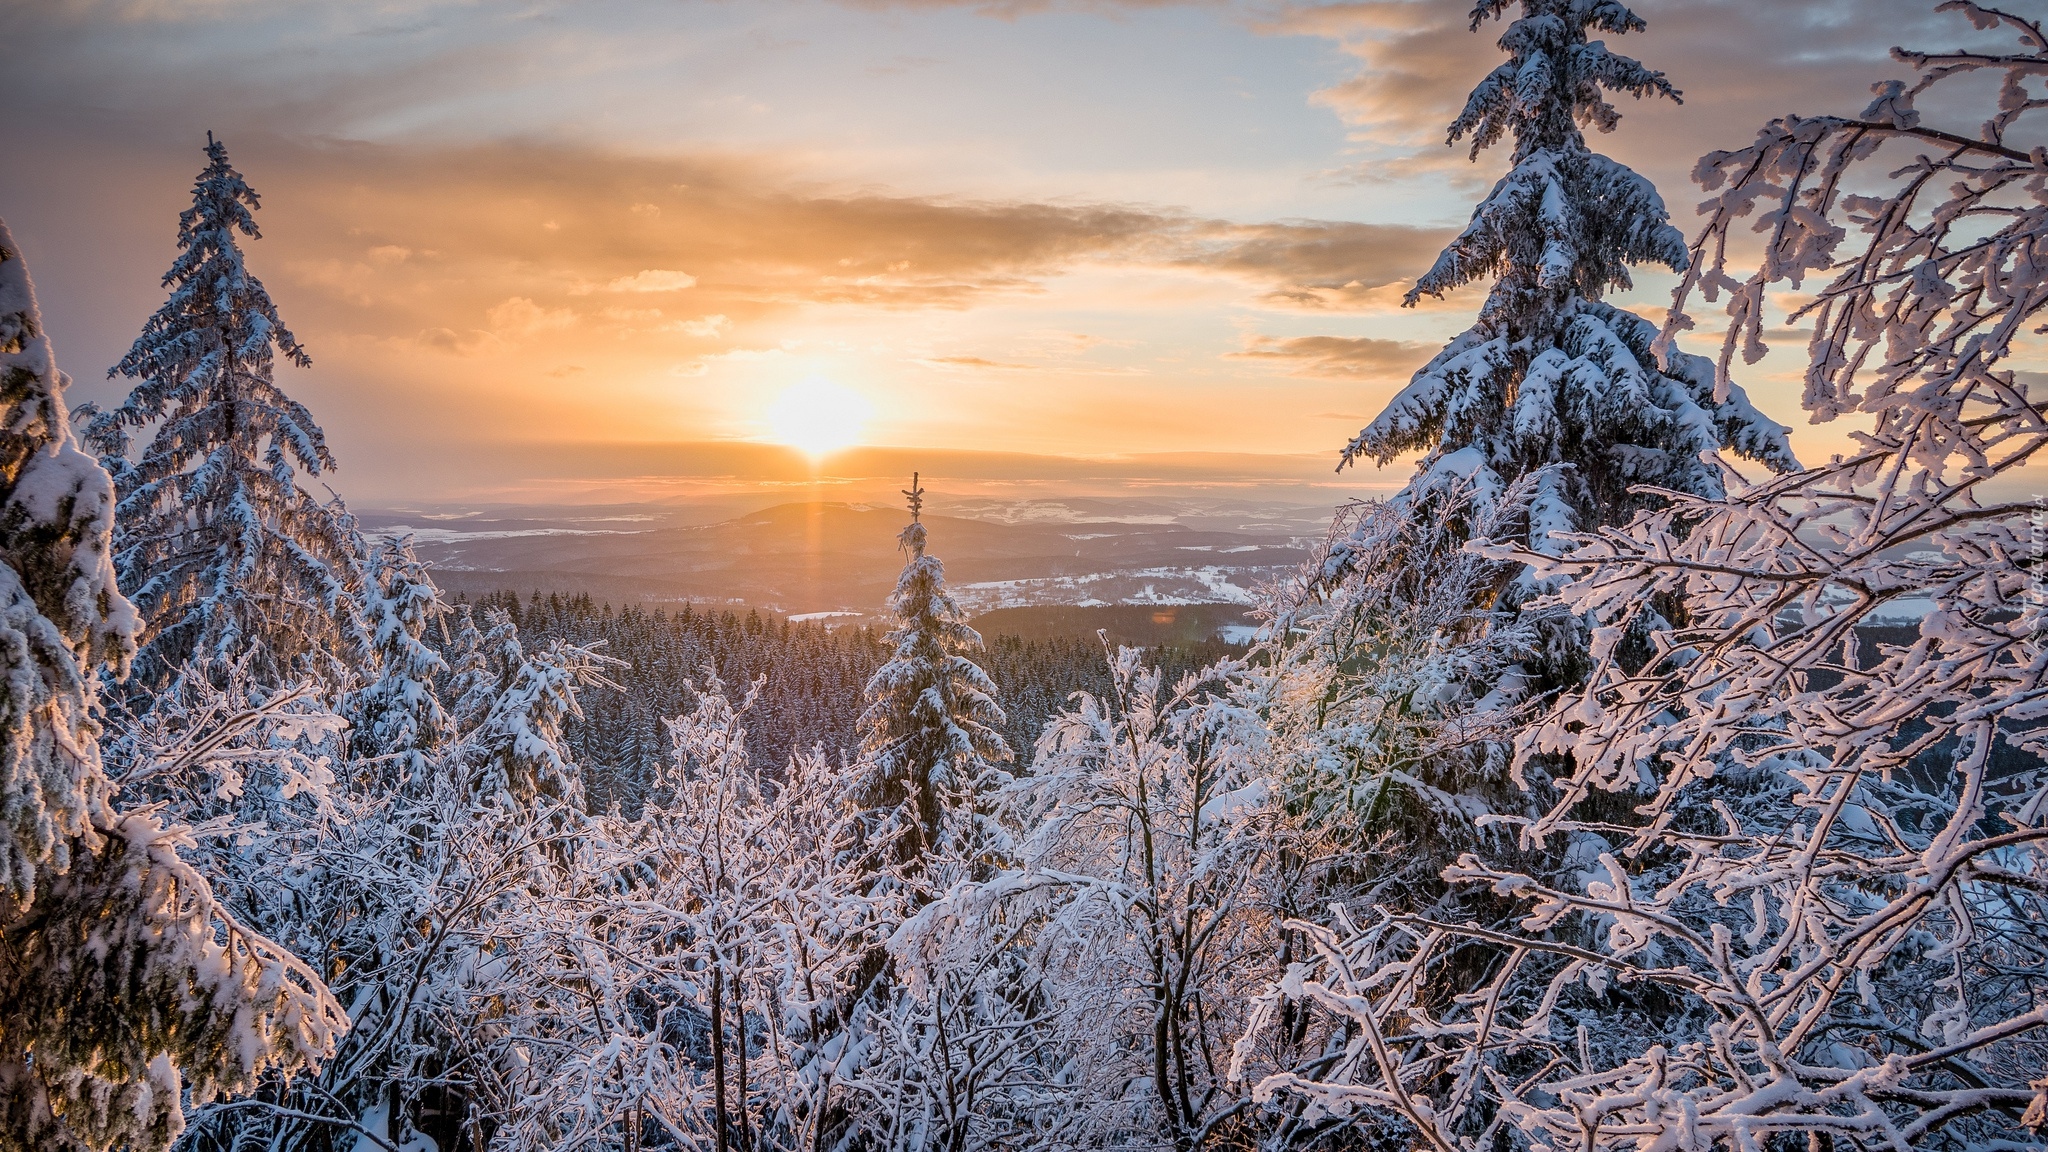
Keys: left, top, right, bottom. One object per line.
{"left": 362, "top": 497, "right": 1323, "bottom": 617}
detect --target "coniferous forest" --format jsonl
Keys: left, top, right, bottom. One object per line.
{"left": 485, "top": 591, "right": 1235, "bottom": 815}
{"left": 2, "top": 3, "right": 2047, "bottom": 1151}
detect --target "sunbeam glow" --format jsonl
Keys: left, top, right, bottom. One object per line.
{"left": 766, "top": 376, "right": 873, "bottom": 458}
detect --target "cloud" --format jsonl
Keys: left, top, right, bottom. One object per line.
{"left": 598, "top": 269, "right": 699, "bottom": 293}
{"left": 1268, "top": 0, "right": 1976, "bottom": 226}
{"left": 833, "top": 0, "right": 1213, "bottom": 13}
{"left": 1180, "top": 220, "right": 1452, "bottom": 308}
{"left": 265, "top": 142, "right": 1176, "bottom": 317}
{"left": 164, "top": 139, "right": 1443, "bottom": 340}
{"left": 486, "top": 297, "right": 577, "bottom": 338}
{"left": 667, "top": 314, "right": 731, "bottom": 338}
{"left": 1227, "top": 334, "right": 1431, "bottom": 379}
{"left": 924, "top": 355, "right": 1037, "bottom": 370}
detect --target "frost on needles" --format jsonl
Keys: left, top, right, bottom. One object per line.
{"left": 86, "top": 134, "right": 366, "bottom": 689}
{"left": 852, "top": 474, "right": 1011, "bottom": 874}
{"left": 1343, "top": 0, "right": 1797, "bottom": 550}
{"left": 0, "top": 222, "right": 343, "bottom": 1152}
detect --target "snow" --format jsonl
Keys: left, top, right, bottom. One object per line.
{"left": 88, "top": 136, "right": 366, "bottom": 686}
{"left": 1255, "top": 8, "right": 2048, "bottom": 1148}
{"left": 6, "top": 7, "right": 2043, "bottom": 1150}
{"left": 953, "top": 564, "right": 1267, "bottom": 611}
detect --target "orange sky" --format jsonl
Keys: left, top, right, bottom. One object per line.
{"left": 4, "top": 0, "right": 2035, "bottom": 505}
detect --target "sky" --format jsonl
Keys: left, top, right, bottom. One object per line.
{"left": 0, "top": 0, "right": 2024, "bottom": 506}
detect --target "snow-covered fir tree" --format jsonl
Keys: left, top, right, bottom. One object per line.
{"left": 461, "top": 633, "right": 616, "bottom": 810}
{"left": 0, "top": 221, "right": 343, "bottom": 1152}
{"left": 1343, "top": 0, "right": 1795, "bottom": 550}
{"left": 1296, "top": 0, "right": 1806, "bottom": 881}
{"left": 852, "top": 475, "right": 1010, "bottom": 872}
{"left": 85, "top": 134, "right": 366, "bottom": 688}
{"left": 1244, "top": 7, "right": 2048, "bottom": 1147}
{"left": 348, "top": 536, "right": 453, "bottom": 787}
{"left": 447, "top": 602, "right": 521, "bottom": 731}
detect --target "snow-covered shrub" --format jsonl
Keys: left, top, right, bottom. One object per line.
{"left": 859, "top": 647, "right": 1283, "bottom": 1150}
{"left": 480, "top": 673, "right": 889, "bottom": 1151}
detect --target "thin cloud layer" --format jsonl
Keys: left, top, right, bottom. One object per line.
{"left": 1271, "top": 0, "right": 1983, "bottom": 223}
{"left": 2, "top": 132, "right": 1450, "bottom": 495}
{"left": 6, "top": 0, "right": 2017, "bottom": 503}
{"left": 1227, "top": 333, "right": 1431, "bottom": 379}
{"left": 201, "top": 135, "right": 1457, "bottom": 350}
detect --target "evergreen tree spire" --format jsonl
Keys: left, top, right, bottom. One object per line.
{"left": 0, "top": 221, "right": 343, "bottom": 1152}
{"left": 1342, "top": 0, "right": 1796, "bottom": 548}
{"left": 87, "top": 134, "right": 367, "bottom": 687}
{"left": 449, "top": 604, "right": 526, "bottom": 727}
{"left": 853, "top": 473, "right": 1009, "bottom": 871}
{"left": 348, "top": 536, "right": 453, "bottom": 786}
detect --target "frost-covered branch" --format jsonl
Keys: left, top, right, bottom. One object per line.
{"left": 1246, "top": 8, "right": 2048, "bottom": 1147}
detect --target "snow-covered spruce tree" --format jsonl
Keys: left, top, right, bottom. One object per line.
{"left": 1293, "top": 0, "right": 1801, "bottom": 928}
{"left": 447, "top": 602, "right": 521, "bottom": 730}
{"left": 86, "top": 134, "right": 365, "bottom": 688}
{"left": 461, "top": 632, "right": 617, "bottom": 810}
{"left": 1343, "top": 0, "right": 1795, "bottom": 550}
{"left": 348, "top": 536, "right": 453, "bottom": 786}
{"left": 1239, "top": 484, "right": 1546, "bottom": 946}
{"left": 0, "top": 222, "right": 344, "bottom": 1152}
{"left": 1240, "top": 7, "right": 2048, "bottom": 1147}
{"left": 852, "top": 475, "right": 1010, "bottom": 872}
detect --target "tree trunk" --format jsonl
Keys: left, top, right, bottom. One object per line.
{"left": 733, "top": 967, "right": 750, "bottom": 1152}
{"left": 712, "top": 961, "right": 729, "bottom": 1151}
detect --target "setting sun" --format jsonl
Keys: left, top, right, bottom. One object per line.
{"left": 766, "top": 376, "right": 872, "bottom": 458}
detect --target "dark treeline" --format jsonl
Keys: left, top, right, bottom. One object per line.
{"left": 468, "top": 590, "right": 1243, "bottom": 813}
{"left": 980, "top": 632, "right": 1243, "bottom": 761}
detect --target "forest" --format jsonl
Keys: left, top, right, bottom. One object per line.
{"left": 485, "top": 591, "right": 1235, "bottom": 814}
{"left": 0, "top": 2, "right": 2044, "bottom": 1151}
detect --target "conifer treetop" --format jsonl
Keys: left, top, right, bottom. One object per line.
{"left": 901, "top": 471, "right": 927, "bottom": 557}
{"left": 351, "top": 536, "right": 454, "bottom": 781}
{"left": 100, "top": 133, "right": 325, "bottom": 474}
{"left": 88, "top": 135, "right": 366, "bottom": 684}
{"left": 1405, "top": 0, "right": 1689, "bottom": 322}
{"left": 1341, "top": 0, "right": 1795, "bottom": 549}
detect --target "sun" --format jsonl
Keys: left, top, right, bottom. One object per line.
{"left": 766, "top": 376, "right": 872, "bottom": 458}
